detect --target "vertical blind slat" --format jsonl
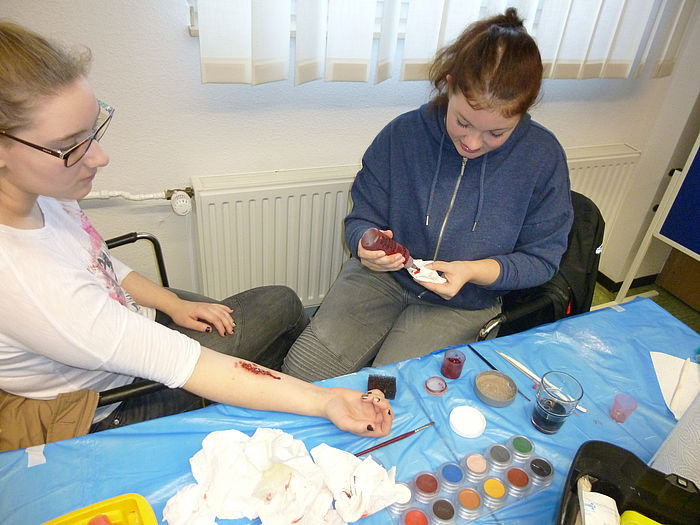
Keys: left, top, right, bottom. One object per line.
{"left": 194, "top": 0, "right": 688, "bottom": 84}
{"left": 325, "top": 0, "right": 376, "bottom": 82}
{"left": 295, "top": 0, "right": 328, "bottom": 85}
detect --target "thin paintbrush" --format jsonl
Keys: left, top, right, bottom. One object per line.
{"left": 354, "top": 421, "right": 435, "bottom": 457}
{"left": 494, "top": 350, "right": 588, "bottom": 414}
{"left": 467, "top": 344, "right": 531, "bottom": 402}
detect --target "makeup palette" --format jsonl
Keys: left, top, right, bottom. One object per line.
{"left": 388, "top": 435, "right": 554, "bottom": 523}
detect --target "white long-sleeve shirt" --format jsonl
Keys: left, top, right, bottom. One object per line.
{"left": 0, "top": 196, "right": 200, "bottom": 420}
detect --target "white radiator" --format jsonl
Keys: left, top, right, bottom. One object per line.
{"left": 192, "top": 144, "right": 640, "bottom": 306}
{"left": 566, "top": 144, "right": 641, "bottom": 253}
{"left": 191, "top": 165, "right": 356, "bottom": 306}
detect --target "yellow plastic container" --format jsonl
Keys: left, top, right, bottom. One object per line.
{"left": 42, "top": 493, "right": 157, "bottom": 525}
{"left": 620, "top": 510, "right": 662, "bottom": 525}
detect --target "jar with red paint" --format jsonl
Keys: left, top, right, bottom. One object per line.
{"left": 505, "top": 466, "right": 532, "bottom": 497}
{"left": 412, "top": 471, "right": 441, "bottom": 504}
{"left": 441, "top": 349, "right": 466, "bottom": 379}
{"left": 400, "top": 507, "right": 430, "bottom": 525}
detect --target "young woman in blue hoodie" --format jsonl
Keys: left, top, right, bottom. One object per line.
{"left": 283, "top": 8, "right": 574, "bottom": 381}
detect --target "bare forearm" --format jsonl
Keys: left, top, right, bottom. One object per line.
{"left": 183, "top": 347, "right": 327, "bottom": 417}
{"left": 182, "top": 347, "right": 395, "bottom": 437}
{"left": 120, "top": 271, "right": 181, "bottom": 313}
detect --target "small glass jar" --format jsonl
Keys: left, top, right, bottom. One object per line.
{"left": 400, "top": 507, "right": 430, "bottom": 525}
{"left": 482, "top": 477, "right": 508, "bottom": 509}
{"left": 429, "top": 497, "right": 457, "bottom": 524}
{"left": 387, "top": 482, "right": 413, "bottom": 515}
{"left": 505, "top": 466, "right": 532, "bottom": 497}
{"left": 464, "top": 453, "right": 489, "bottom": 482}
{"left": 486, "top": 443, "right": 512, "bottom": 474}
{"left": 528, "top": 456, "right": 555, "bottom": 488}
{"left": 507, "top": 435, "right": 535, "bottom": 462}
{"left": 412, "top": 471, "right": 441, "bottom": 504}
{"left": 438, "top": 461, "right": 465, "bottom": 493}
{"left": 456, "top": 488, "right": 482, "bottom": 521}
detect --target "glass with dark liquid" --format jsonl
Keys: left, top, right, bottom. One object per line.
{"left": 531, "top": 371, "right": 583, "bottom": 434}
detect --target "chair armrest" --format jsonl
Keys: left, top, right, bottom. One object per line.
{"left": 476, "top": 294, "right": 556, "bottom": 341}
{"left": 104, "top": 232, "right": 169, "bottom": 287}
{"left": 97, "top": 379, "right": 166, "bottom": 407}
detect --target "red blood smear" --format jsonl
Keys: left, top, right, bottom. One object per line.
{"left": 240, "top": 362, "right": 281, "bottom": 379}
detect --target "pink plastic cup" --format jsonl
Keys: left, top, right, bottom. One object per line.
{"left": 610, "top": 393, "right": 637, "bottom": 423}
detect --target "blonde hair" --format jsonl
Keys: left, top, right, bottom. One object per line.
{"left": 429, "top": 8, "right": 542, "bottom": 118}
{"left": 0, "top": 21, "right": 91, "bottom": 134}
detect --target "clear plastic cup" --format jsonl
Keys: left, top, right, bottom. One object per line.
{"left": 610, "top": 393, "right": 637, "bottom": 423}
{"left": 531, "top": 371, "right": 583, "bottom": 434}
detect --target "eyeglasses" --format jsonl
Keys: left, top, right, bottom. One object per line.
{"left": 0, "top": 100, "right": 114, "bottom": 167}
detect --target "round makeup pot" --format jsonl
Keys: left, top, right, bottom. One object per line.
{"left": 474, "top": 370, "right": 517, "bottom": 407}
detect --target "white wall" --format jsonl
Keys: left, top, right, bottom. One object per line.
{"left": 2, "top": 0, "right": 699, "bottom": 292}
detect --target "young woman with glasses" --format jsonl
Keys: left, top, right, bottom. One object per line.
{"left": 0, "top": 21, "right": 393, "bottom": 451}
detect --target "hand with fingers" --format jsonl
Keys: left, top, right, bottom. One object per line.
{"left": 169, "top": 300, "right": 236, "bottom": 336}
{"left": 357, "top": 230, "right": 407, "bottom": 272}
{"left": 322, "top": 387, "right": 395, "bottom": 437}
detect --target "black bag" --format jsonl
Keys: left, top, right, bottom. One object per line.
{"left": 497, "top": 191, "right": 605, "bottom": 337}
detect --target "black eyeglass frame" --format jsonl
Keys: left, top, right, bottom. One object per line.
{"left": 0, "top": 100, "right": 114, "bottom": 167}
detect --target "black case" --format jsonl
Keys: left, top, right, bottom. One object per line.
{"left": 556, "top": 440, "right": 700, "bottom": 524}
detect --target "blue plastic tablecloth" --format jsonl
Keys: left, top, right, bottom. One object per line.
{"left": 1, "top": 298, "right": 698, "bottom": 524}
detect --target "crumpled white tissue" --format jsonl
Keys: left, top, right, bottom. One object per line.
{"left": 163, "top": 427, "right": 402, "bottom": 525}
{"left": 310, "top": 443, "right": 401, "bottom": 522}
{"left": 408, "top": 259, "right": 447, "bottom": 284}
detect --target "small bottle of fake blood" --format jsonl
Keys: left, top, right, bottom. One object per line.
{"left": 360, "top": 228, "right": 415, "bottom": 269}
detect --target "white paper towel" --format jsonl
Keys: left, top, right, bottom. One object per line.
{"left": 408, "top": 259, "right": 446, "bottom": 284}
{"left": 163, "top": 428, "right": 403, "bottom": 525}
{"left": 650, "top": 352, "right": 700, "bottom": 419}
{"left": 649, "top": 391, "right": 700, "bottom": 487}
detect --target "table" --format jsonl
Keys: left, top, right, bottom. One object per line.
{"left": 1, "top": 298, "right": 698, "bottom": 524}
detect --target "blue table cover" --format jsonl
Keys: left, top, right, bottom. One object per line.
{"left": 1, "top": 297, "right": 698, "bottom": 524}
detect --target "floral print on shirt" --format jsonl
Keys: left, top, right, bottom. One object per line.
{"left": 61, "top": 203, "right": 141, "bottom": 313}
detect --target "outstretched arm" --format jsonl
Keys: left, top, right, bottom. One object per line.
{"left": 184, "top": 346, "right": 395, "bottom": 437}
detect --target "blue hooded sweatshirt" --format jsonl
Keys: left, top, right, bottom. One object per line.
{"left": 345, "top": 103, "right": 573, "bottom": 310}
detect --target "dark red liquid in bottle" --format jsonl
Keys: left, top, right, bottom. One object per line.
{"left": 360, "top": 228, "right": 414, "bottom": 268}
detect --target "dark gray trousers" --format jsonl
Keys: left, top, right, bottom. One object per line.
{"left": 90, "top": 285, "right": 308, "bottom": 432}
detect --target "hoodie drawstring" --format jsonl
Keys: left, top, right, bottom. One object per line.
{"left": 473, "top": 157, "right": 487, "bottom": 231}
{"left": 433, "top": 156, "right": 467, "bottom": 260}
{"left": 425, "top": 131, "right": 445, "bottom": 227}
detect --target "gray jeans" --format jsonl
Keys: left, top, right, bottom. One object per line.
{"left": 282, "top": 258, "right": 500, "bottom": 382}
{"left": 90, "top": 285, "right": 308, "bottom": 432}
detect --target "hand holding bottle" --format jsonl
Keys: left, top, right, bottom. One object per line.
{"left": 358, "top": 228, "right": 415, "bottom": 272}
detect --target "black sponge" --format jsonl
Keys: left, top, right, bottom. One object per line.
{"left": 367, "top": 374, "right": 397, "bottom": 399}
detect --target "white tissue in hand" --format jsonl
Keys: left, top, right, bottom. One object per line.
{"left": 311, "top": 443, "right": 402, "bottom": 522}
{"left": 408, "top": 259, "right": 446, "bottom": 284}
